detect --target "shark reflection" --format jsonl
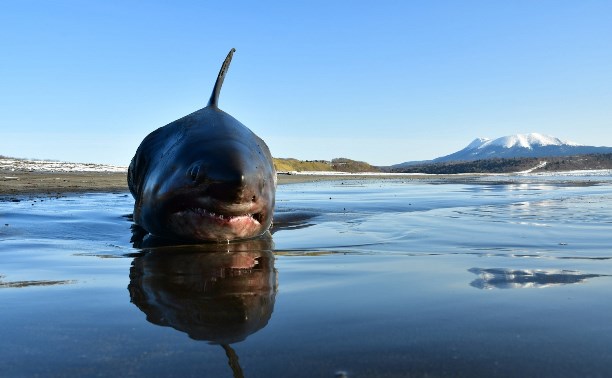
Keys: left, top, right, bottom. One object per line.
{"left": 469, "top": 267, "right": 608, "bottom": 290}
{"left": 128, "top": 238, "right": 277, "bottom": 377}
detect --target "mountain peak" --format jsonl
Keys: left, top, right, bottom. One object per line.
{"left": 466, "top": 137, "right": 491, "bottom": 149}
{"left": 468, "top": 133, "right": 581, "bottom": 150}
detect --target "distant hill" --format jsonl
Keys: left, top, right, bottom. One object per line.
{"left": 330, "top": 158, "right": 380, "bottom": 173}
{"left": 393, "top": 133, "right": 612, "bottom": 169}
{"left": 274, "top": 157, "right": 380, "bottom": 173}
{"left": 273, "top": 158, "right": 333, "bottom": 172}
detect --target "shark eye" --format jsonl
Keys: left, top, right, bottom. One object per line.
{"left": 187, "top": 162, "right": 211, "bottom": 184}
{"left": 188, "top": 164, "right": 202, "bottom": 182}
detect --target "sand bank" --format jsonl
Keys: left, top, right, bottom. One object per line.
{"left": 0, "top": 169, "right": 472, "bottom": 199}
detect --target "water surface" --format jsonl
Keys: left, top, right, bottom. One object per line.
{"left": 2, "top": 177, "right": 612, "bottom": 377}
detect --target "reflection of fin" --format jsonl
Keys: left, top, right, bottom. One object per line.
{"left": 469, "top": 267, "right": 607, "bottom": 290}
{"left": 221, "top": 344, "right": 244, "bottom": 378}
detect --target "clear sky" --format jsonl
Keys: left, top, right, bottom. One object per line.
{"left": 1, "top": 1, "right": 611, "bottom": 166}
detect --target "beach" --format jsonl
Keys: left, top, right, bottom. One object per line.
{"left": 0, "top": 170, "right": 128, "bottom": 197}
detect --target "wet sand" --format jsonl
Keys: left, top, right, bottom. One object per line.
{"left": 0, "top": 169, "right": 469, "bottom": 198}
{"left": 0, "top": 170, "right": 128, "bottom": 197}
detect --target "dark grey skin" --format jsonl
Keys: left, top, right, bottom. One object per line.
{"left": 128, "top": 49, "right": 276, "bottom": 243}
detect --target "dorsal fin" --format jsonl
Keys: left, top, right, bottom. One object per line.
{"left": 207, "top": 48, "right": 236, "bottom": 108}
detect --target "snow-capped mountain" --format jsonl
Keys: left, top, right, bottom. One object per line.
{"left": 466, "top": 133, "right": 581, "bottom": 151}
{"left": 393, "top": 133, "right": 612, "bottom": 168}
{"left": 462, "top": 133, "right": 584, "bottom": 156}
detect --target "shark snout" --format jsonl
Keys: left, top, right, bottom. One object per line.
{"left": 186, "top": 161, "right": 262, "bottom": 205}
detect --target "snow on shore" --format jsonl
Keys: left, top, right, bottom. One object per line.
{"left": 516, "top": 161, "right": 548, "bottom": 174}
{"left": 517, "top": 169, "right": 612, "bottom": 177}
{"left": 0, "top": 157, "right": 128, "bottom": 173}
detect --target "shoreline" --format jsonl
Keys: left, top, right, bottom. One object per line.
{"left": 0, "top": 169, "right": 476, "bottom": 200}
{"left": 3, "top": 168, "right": 610, "bottom": 200}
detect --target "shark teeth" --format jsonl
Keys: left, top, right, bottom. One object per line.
{"left": 188, "top": 208, "right": 258, "bottom": 223}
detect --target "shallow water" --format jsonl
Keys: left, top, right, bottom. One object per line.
{"left": 2, "top": 177, "right": 612, "bottom": 377}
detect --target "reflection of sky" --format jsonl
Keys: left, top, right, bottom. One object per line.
{"left": 504, "top": 199, "right": 564, "bottom": 227}
{"left": 2, "top": 179, "right": 612, "bottom": 376}
{"left": 469, "top": 268, "right": 607, "bottom": 290}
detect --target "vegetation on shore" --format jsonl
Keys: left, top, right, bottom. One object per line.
{"left": 273, "top": 157, "right": 380, "bottom": 173}
{"left": 273, "top": 158, "right": 332, "bottom": 172}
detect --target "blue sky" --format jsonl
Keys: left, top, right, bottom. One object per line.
{"left": 1, "top": 1, "right": 611, "bottom": 166}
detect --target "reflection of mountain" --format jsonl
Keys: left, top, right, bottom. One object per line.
{"left": 469, "top": 268, "right": 607, "bottom": 290}
{"left": 128, "top": 239, "right": 277, "bottom": 345}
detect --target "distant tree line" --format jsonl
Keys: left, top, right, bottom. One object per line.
{"left": 388, "top": 153, "right": 612, "bottom": 174}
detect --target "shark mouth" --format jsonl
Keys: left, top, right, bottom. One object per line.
{"left": 167, "top": 206, "right": 267, "bottom": 242}
{"left": 186, "top": 207, "right": 264, "bottom": 225}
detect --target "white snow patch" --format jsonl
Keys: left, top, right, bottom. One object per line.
{"left": 0, "top": 158, "right": 128, "bottom": 173}
{"left": 518, "top": 169, "right": 612, "bottom": 177}
{"left": 517, "top": 161, "right": 547, "bottom": 174}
